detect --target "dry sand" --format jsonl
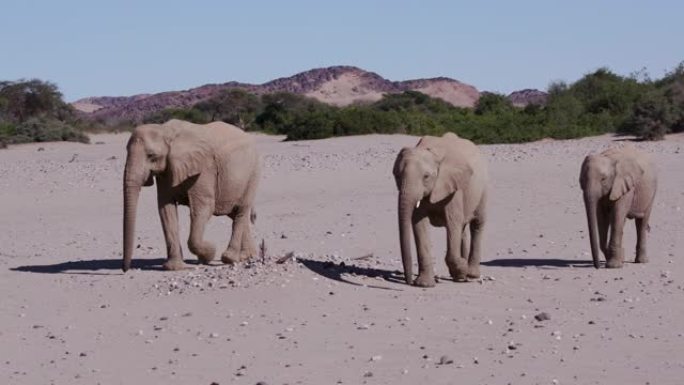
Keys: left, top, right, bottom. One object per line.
{"left": 0, "top": 132, "right": 683, "bottom": 385}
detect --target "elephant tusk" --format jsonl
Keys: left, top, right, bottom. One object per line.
{"left": 416, "top": 200, "right": 421, "bottom": 209}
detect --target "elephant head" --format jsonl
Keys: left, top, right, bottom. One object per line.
{"left": 122, "top": 120, "right": 211, "bottom": 271}
{"left": 579, "top": 150, "right": 644, "bottom": 268}
{"left": 393, "top": 137, "right": 473, "bottom": 284}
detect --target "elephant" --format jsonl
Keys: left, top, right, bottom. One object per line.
{"left": 122, "top": 119, "right": 260, "bottom": 272}
{"left": 579, "top": 146, "right": 657, "bottom": 269}
{"left": 393, "top": 132, "right": 488, "bottom": 287}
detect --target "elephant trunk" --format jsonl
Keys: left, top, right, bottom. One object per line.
{"left": 123, "top": 184, "right": 141, "bottom": 272}
{"left": 398, "top": 191, "right": 417, "bottom": 285}
{"left": 122, "top": 144, "right": 148, "bottom": 272}
{"left": 583, "top": 192, "right": 601, "bottom": 269}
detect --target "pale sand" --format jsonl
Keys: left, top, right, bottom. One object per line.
{"left": 0, "top": 132, "right": 683, "bottom": 384}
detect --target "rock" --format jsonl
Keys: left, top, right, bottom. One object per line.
{"left": 534, "top": 312, "right": 551, "bottom": 321}
{"left": 438, "top": 355, "right": 454, "bottom": 365}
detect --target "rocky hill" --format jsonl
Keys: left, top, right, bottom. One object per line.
{"left": 72, "top": 66, "right": 481, "bottom": 124}
{"left": 507, "top": 88, "right": 548, "bottom": 107}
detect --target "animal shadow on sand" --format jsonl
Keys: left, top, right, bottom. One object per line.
{"left": 11, "top": 257, "right": 172, "bottom": 275}
{"left": 299, "top": 258, "right": 406, "bottom": 290}
{"left": 482, "top": 257, "right": 594, "bottom": 269}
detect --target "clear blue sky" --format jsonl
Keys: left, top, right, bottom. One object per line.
{"left": 1, "top": 0, "right": 682, "bottom": 101}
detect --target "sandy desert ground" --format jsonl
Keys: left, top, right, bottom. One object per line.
{"left": 0, "top": 131, "right": 683, "bottom": 385}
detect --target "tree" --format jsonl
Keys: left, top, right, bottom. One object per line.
{"left": 474, "top": 93, "right": 513, "bottom": 115}
{"left": 0, "top": 79, "right": 69, "bottom": 123}
{"left": 622, "top": 92, "right": 675, "bottom": 140}
{"left": 194, "top": 89, "right": 262, "bottom": 129}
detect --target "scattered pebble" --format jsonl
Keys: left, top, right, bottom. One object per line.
{"left": 534, "top": 312, "right": 551, "bottom": 321}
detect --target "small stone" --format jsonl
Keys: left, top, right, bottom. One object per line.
{"left": 210, "top": 333, "right": 219, "bottom": 338}
{"left": 534, "top": 312, "right": 551, "bottom": 321}
{"left": 370, "top": 355, "right": 382, "bottom": 362}
{"left": 438, "top": 355, "right": 454, "bottom": 365}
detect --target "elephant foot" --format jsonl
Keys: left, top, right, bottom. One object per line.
{"left": 239, "top": 249, "right": 256, "bottom": 262}
{"left": 413, "top": 274, "right": 436, "bottom": 288}
{"left": 191, "top": 243, "right": 216, "bottom": 265}
{"left": 605, "top": 258, "right": 624, "bottom": 268}
{"left": 221, "top": 248, "right": 241, "bottom": 264}
{"left": 466, "top": 265, "right": 481, "bottom": 279}
{"left": 606, "top": 248, "right": 624, "bottom": 268}
{"left": 163, "top": 258, "right": 189, "bottom": 271}
{"left": 634, "top": 252, "right": 649, "bottom": 264}
{"left": 447, "top": 264, "right": 468, "bottom": 282}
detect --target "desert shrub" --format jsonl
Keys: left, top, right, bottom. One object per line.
{"left": 11, "top": 117, "right": 89, "bottom": 144}
{"left": 143, "top": 108, "right": 209, "bottom": 124}
{"left": 475, "top": 92, "right": 514, "bottom": 115}
{"left": 621, "top": 92, "right": 674, "bottom": 140}
{"left": 0, "top": 79, "right": 89, "bottom": 146}
{"left": 194, "top": 89, "right": 262, "bottom": 130}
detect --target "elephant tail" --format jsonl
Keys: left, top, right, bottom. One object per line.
{"left": 250, "top": 208, "right": 257, "bottom": 225}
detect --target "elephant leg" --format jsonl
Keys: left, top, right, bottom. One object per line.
{"left": 634, "top": 214, "right": 650, "bottom": 263}
{"left": 467, "top": 216, "right": 485, "bottom": 279}
{"left": 460, "top": 225, "right": 470, "bottom": 265}
{"left": 187, "top": 203, "right": 216, "bottom": 264}
{"left": 445, "top": 218, "right": 467, "bottom": 282}
{"left": 240, "top": 213, "right": 257, "bottom": 261}
{"left": 606, "top": 204, "right": 627, "bottom": 268}
{"left": 413, "top": 213, "right": 436, "bottom": 287}
{"left": 221, "top": 208, "right": 248, "bottom": 264}
{"left": 158, "top": 199, "right": 187, "bottom": 271}
{"left": 597, "top": 205, "right": 610, "bottom": 258}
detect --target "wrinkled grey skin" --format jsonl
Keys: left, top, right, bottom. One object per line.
{"left": 579, "top": 146, "right": 657, "bottom": 269}
{"left": 123, "top": 119, "right": 260, "bottom": 272}
{"left": 393, "top": 133, "right": 488, "bottom": 287}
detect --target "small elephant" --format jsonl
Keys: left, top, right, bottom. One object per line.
{"left": 122, "top": 119, "right": 260, "bottom": 272}
{"left": 393, "top": 132, "right": 488, "bottom": 287}
{"left": 579, "top": 146, "right": 657, "bottom": 269}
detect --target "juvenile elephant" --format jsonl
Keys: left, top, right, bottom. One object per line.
{"left": 393, "top": 132, "right": 488, "bottom": 287}
{"left": 580, "top": 146, "right": 657, "bottom": 269}
{"left": 122, "top": 119, "right": 260, "bottom": 272}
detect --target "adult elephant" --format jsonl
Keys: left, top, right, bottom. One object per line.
{"left": 393, "top": 132, "right": 488, "bottom": 287}
{"left": 122, "top": 119, "right": 260, "bottom": 272}
{"left": 579, "top": 146, "right": 657, "bottom": 269}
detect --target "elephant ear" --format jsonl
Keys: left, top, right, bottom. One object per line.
{"left": 429, "top": 156, "right": 473, "bottom": 204}
{"left": 393, "top": 147, "right": 412, "bottom": 190}
{"left": 167, "top": 134, "right": 212, "bottom": 187}
{"left": 609, "top": 157, "right": 643, "bottom": 201}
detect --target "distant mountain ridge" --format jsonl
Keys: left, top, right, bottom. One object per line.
{"left": 72, "top": 66, "right": 482, "bottom": 123}
{"left": 72, "top": 66, "right": 546, "bottom": 123}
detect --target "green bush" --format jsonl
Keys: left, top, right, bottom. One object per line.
{"left": 0, "top": 79, "right": 89, "bottom": 146}
{"left": 11, "top": 117, "right": 89, "bottom": 144}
